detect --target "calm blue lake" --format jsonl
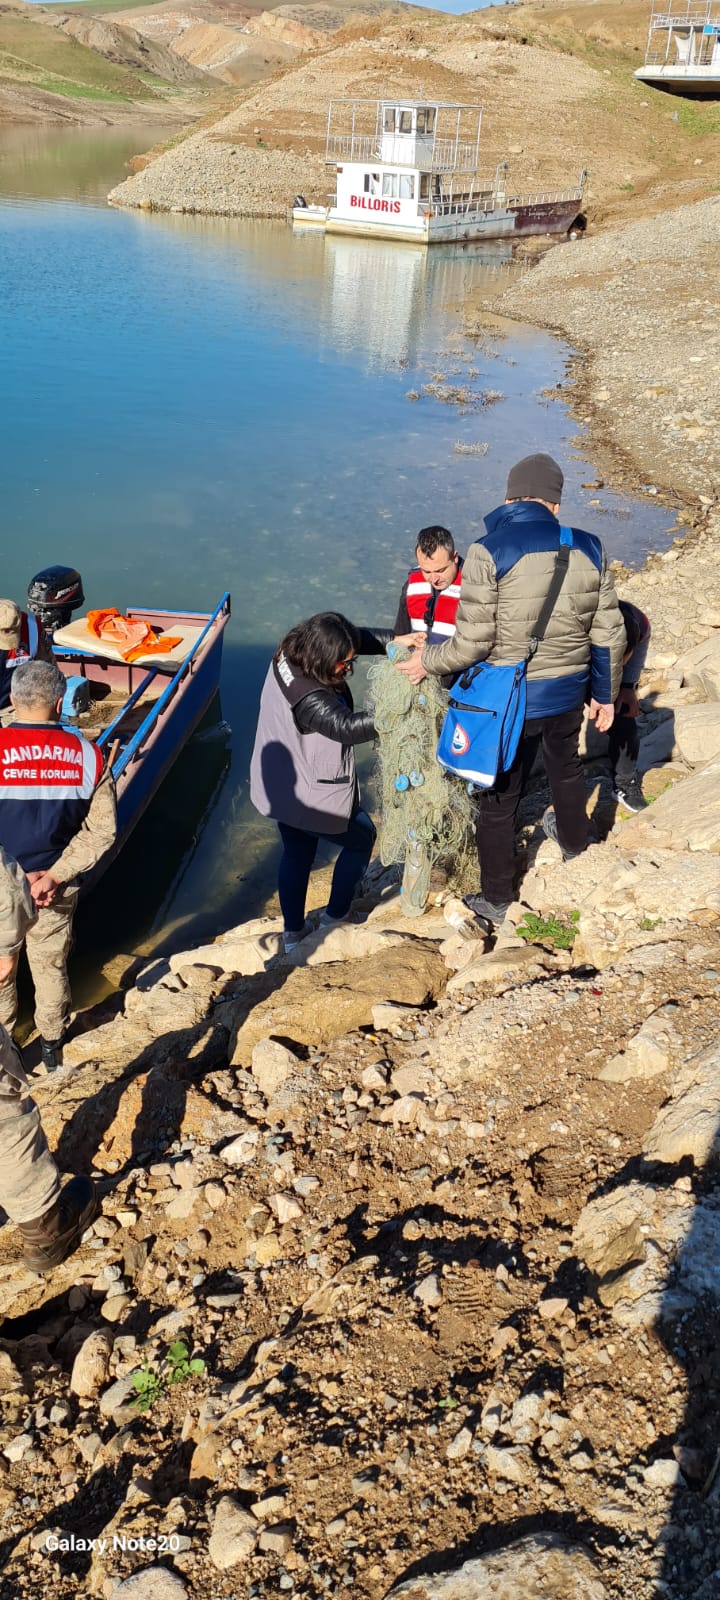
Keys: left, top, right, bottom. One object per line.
{"left": 0, "top": 124, "right": 675, "bottom": 983}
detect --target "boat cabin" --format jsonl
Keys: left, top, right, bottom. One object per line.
{"left": 325, "top": 99, "right": 485, "bottom": 235}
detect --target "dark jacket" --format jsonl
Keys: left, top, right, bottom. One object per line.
{"left": 422, "top": 502, "right": 626, "bottom": 717}
{"left": 249, "top": 628, "right": 389, "bottom": 834}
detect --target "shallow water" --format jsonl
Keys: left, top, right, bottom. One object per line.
{"left": 0, "top": 124, "right": 676, "bottom": 986}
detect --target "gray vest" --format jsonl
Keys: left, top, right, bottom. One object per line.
{"left": 250, "top": 660, "right": 355, "bottom": 835}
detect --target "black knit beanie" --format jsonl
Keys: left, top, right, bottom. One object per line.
{"left": 506, "top": 452, "right": 564, "bottom": 504}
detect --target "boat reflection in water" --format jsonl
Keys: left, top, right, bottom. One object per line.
{"left": 316, "top": 233, "right": 517, "bottom": 370}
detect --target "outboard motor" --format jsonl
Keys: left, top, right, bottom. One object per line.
{"left": 27, "top": 565, "right": 84, "bottom": 634}
{"left": 293, "top": 194, "right": 308, "bottom": 209}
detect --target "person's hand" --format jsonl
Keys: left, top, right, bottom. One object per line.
{"left": 29, "top": 872, "right": 60, "bottom": 908}
{"left": 616, "top": 687, "right": 640, "bottom": 719}
{"left": 396, "top": 654, "right": 428, "bottom": 685}
{"left": 590, "top": 699, "right": 615, "bottom": 733}
{"left": 393, "top": 633, "right": 426, "bottom": 651}
{"left": 0, "top": 953, "right": 17, "bottom": 982}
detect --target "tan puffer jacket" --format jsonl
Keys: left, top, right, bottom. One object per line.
{"left": 422, "top": 501, "right": 626, "bottom": 716}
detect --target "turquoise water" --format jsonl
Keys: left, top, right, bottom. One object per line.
{"left": 0, "top": 126, "right": 676, "bottom": 973}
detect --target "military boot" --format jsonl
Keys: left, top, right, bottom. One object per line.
{"left": 39, "top": 1036, "right": 65, "bottom": 1073}
{"left": 19, "top": 1176, "right": 97, "bottom": 1271}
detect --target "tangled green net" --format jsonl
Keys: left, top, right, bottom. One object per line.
{"left": 367, "top": 644, "right": 477, "bottom": 914}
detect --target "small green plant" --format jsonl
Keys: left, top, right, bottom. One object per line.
{"left": 639, "top": 915, "right": 662, "bottom": 931}
{"left": 166, "top": 1340, "right": 206, "bottom": 1385}
{"left": 437, "top": 1396, "right": 459, "bottom": 1410}
{"left": 130, "top": 1342, "right": 205, "bottom": 1413}
{"left": 516, "top": 909, "right": 580, "bottom": 950}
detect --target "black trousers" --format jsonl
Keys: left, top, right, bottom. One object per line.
{"left": 476, "top": 704, "right": 587, "bottom": 906}
{"left": 607, "top": 712, "right": 640, "bottom": 785}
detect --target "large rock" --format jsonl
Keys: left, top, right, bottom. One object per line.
{"left": 643, "top": 1041, "right": 720, "bottom": 1165}
{"left": 208, "top": 1495, "right": 258, "bottom": 1569}
{"left": 36, "top": 1013, "right": 229, "bottom": 1172}
{"left": 230, "top": 945, "right": 446, "bottom": 1064}
{"left": 598, "top": 1013, "right": 677, "bottom": 1082}
{"left": 111, "top": 1569, "right": 188, "bottom": 1599}
{"left": 281, "top": 922, "right": 409, "bottom": 967}
{"left": 250, "top": 1038, "right": 299, "bottom": 1097}
{"left": 168, "top": 923, "right": 283, "bottom": 977}
{"left": 446, "top": 944, "right": 557, "bottom": 995}
{"left": 617, "top": 763, "right": 720, "bottom": 854}
{"left": 523, "top": 839, "right": 720, "bottom": 924}
{"left": 386, "top": 1533, "right": 609, "bottom": 1598}
{"left": 673, "top": 704, "right": 720, "bottom": 768}
{"left": 572, "top": 1182, "right": 694, "bottom": 1326}
{"left": 675, "top": 634, "right": 720, "bottom": 699}
{"left": 70, "top": 1331, "right": 112, "bottom": 1398}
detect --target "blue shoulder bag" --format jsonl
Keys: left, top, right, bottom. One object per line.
{"left": 436, "top": 527, "right": 573, "bottom": 788}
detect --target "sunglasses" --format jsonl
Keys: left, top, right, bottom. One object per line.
{"left": 336, "top": 656, "right": 356, "bottom": 675}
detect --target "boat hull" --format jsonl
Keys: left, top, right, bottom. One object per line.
{"left": 634, "top": 64, "right": 720, "bottom": 95}
{"left": 297, "top": 194, "right": 583, "bottom": 245}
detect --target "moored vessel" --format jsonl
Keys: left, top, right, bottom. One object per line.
{"left": 292, "top": 99, "right": 586, "bottom": 246}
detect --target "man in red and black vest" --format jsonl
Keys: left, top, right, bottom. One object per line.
{"left": 394, "top": 525, "right": 463, "bottom": 648}
{"left": 0, "top": 598, "right": 52, "bottom": 712}
{"left": 0, "top": 660, "right": 117, "bottom": 1072}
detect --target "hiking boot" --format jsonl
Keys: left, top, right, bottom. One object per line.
{"left": 541, "top": 807, "right": 588, "bottom": 862}
{"left": 40, "top": 1037, "right": 64, "bottom": 1073}
{"left": 612, "top": 777, "right": 648, "bottom": 814}
{"left": 19, "top": 1176, "right": 97, "bottom": 1272}
{"left": 463, "top": 893, "right": 511, "bottom": 931}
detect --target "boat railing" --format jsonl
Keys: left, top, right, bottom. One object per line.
{"left": 431, "top": 184, "right": 582, "bottom": 218}
{"left": 648, "top": 2, "right": 718, "bottom": 24}
{"left": 111, "top": 593, "right": 231, "bottom": 781}
{"left": 326, "top": 133, "right": 479, "bottom": 171}
{"left": 506, "top": 188, "right": 584, "bottom": 205}
{"left": 431, "top": 197, "right": 497, "bottom": 218}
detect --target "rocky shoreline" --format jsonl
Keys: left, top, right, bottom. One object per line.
{"left": 4, "top": 11, "right": 720, "bottom": 1590}
{"left": 1, "top": 502, "right": 720, "bottom": 1598}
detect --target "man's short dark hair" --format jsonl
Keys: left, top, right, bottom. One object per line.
{"left": 416, "top": 526, "right": 456, "bottom": 559}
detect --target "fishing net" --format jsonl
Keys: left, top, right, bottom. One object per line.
{"left": 367, "top": 643, "right": 477, "bottom": 915}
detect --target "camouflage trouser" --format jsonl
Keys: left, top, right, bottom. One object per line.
{"left": 0, "top": 883, "right": 79, "bottom": 1042}
{"left": 0, "top": 1026, "right": 60, "bottom": 1226}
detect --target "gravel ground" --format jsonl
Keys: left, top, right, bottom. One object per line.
{"left": 470, "top": 196, "right": 720, "bottom": 506}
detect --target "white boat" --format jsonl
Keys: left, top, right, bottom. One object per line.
{"left": 291, "top": 99, "right": 587, "bottom": 246}
{"left": 634, "top": 1, "right": 720, "bottom": 94}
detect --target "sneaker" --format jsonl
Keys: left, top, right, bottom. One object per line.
{"left": 463, "top": 893, "right": 511, "bottom": 930}
{"left": 19, "top": 1175, "right": 97, "bottom": 1272}
{"left": 612, "top": 778, "right": 648, "bottom": 814}
{"left": 319, "top": 909, "right": 349, "bottom": 929}
{"left": 541, "top": 807, "right": 587, "bottom": 862}
{"left": 283, "top": 919, "right": 313, "bottom": 954}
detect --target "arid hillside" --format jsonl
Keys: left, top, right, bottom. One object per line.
{"left": 108, "top": 0, "right": 720, "bottom": 223}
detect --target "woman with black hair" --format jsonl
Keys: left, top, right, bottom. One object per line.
{"left": 250, "top": 612, "right": 391, "bottom": 952}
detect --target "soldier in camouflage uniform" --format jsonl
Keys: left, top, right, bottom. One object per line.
{"left": 0, "top": 846, "right": 96, "bottom": 1270}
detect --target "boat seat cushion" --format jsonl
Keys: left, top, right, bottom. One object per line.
{"left": 52, "top": 616, "right": 205, "bottom": 667}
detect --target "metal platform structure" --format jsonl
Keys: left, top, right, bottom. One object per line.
{"left": 325, "top": 99, "right": 483, "bottom": 176}
{"left": 634, "top": 1, "right": 720, "bottom": 93}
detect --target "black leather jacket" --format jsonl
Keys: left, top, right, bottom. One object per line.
{"left": 292, "top": 627, "right": 391, "bottom": 743}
